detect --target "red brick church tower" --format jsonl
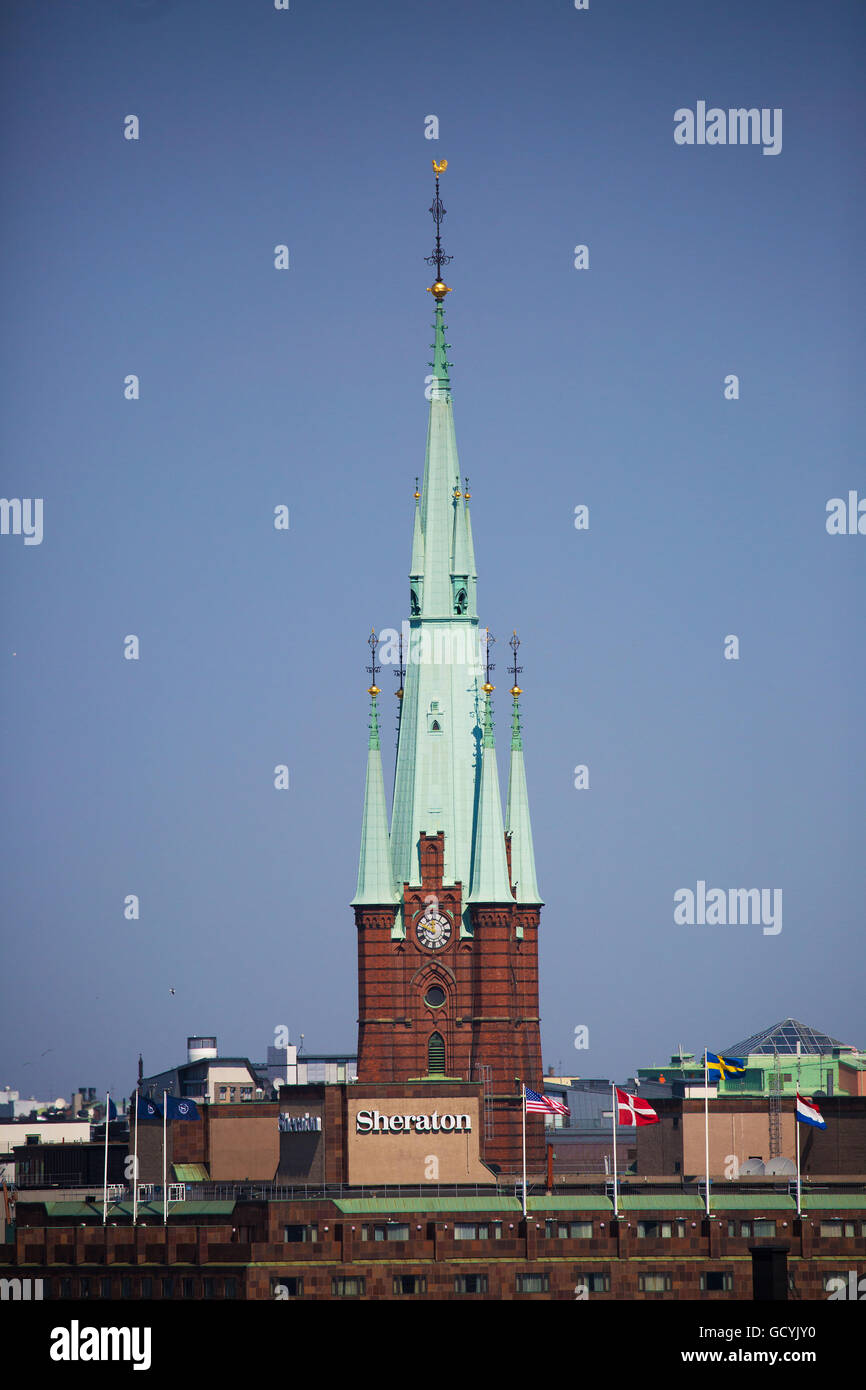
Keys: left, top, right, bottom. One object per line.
{"left": 351, "top": 164, "right": 545, "bottom": 1171}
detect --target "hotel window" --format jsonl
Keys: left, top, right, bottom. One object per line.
{"left": 100, "top": 1277, "right": 112, "bottom": 1299}
{"left": 140, "top": 1277, "right": 152, "bottom": 1300}
{"left": 240, "top": 1086, "right": 253, "bottom": 1101}
{"left": 59, "top": 1278, "right": 73, "bottom": 1299}
{"left": 161, "top": 1278, "right": 174, "bottom": 1298}
{"left": 204, "top": 1278, "right": 216, "bottom": 1299}
{"left": 569, "top": 1222, "right": 593, "bottom": 1238}
{"left": 121, "top": 1277, "right": 132, "bottom": 1299}
{"left": 577, "top": 1272, "right": 610, "bottom": 1293}
{"left": 845, "top": 1223, "right": 856, "bottom": 1237}
{"left": 638, "top": 1274, "right": 672, "bottom": 1292}
{"left": 677, "top": 1220, "right": 686, "bottom": 1238}
{"left": 819, "top": 1221, "right": 841, "bottom": 1237}
{"left": 182, "top": 1278, "right": 194, "bottom": 1299}
{"left": 454, "top": 1222, "right": 500, "bottom": 1240}
{"left": 393, "top": 1275, "right": 427, "bottom": 1295}
{"left": 516, "top": 1274, "right": 549, "bottom": 1294}
{"left": 79, "top": 1277, "right": 91, "bottom": 1299}
{"left": 373, "top": 1224, "right": 409, "bottom": 1242}
{"left": 753, "top": 1219, "right": 776, "bottom": 1237}
{"left": 219, "top": 1087, "right": 228, "bottom": 1101}
{"left": 225, "top": 1278, "right": 237, "bottom": 1299}
{"left": 332, "top": 1277, "right": 364, "bottom": 1297}
{"left": 701, "top": 1272, "right": 733, "bottom": 1291}
{"left": 454, "top": 1274, "right": 488, "bottom": 1294}
{"left": 637, "top": 1222, "right": 664, "bottom": 1238}
{"left": 739, "top": 1222, "right": 752, "bottom": 1238}
{"left": 271, "top": 1277, "right": 303, "bottom": 1298}
{"left": 283, "top": 1224, "right": 318, "bottom": 1243}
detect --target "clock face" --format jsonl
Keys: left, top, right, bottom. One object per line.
{"left": 415, "top": 911, "right": 452, "bottom": 950}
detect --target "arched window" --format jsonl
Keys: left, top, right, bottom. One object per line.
{"left": 410, "top": 588, "right": 420, "bottom": 616}
{"left": 428, "top": 1032, "right": 446, "bottom": 1076}
{"left": 455, "top": 588, "right": 467, "bottom": 615}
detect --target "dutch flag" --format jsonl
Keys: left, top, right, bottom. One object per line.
{"left": 795, "top": 1092, "right": 826, "bottom": 1129}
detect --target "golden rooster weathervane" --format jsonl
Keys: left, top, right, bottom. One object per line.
{"left": 426, "top": 159, "right": 452, "bottom": 300}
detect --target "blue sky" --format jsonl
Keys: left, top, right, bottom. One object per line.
{"left": 1, "top": 0, "right": 863, "bottom": 1101}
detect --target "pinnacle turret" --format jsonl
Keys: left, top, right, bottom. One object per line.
{"left": 468, "top": 686, "right": 513, "bottom": 904}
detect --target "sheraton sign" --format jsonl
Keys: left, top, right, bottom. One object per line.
{"left": 346, "top": 1095, "right": 491, "bottom": 1182}
{"left": 356, "top": 1109, "right": 471, "bottom": 1135}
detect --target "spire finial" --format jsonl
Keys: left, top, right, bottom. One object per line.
{"left": 425, "top": 160, "right": 452, "bottom": 301}
{"left": 482, "top": 627, "right": 495, "bottom": 693}
{"left": 366, "top": 628, "right": 381, "bottom": 697}
{"left": 508, "top": 630, "right": 523, "bottom": 697}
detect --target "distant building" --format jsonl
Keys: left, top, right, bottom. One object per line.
{"left": 139, "top": 1038, "right": 266, "bottom": 1107}
{"left": 264, "top": 1046, "right": 357, "bottom": 1089}
{"left": 637, "top": 1019, "right": 865, "bottom": 1099}
{"left": 0, "top": 1087, "right": 69, "bottom": 1121}
{"left": 636, "top": 1094, "right": 866, "bottom": 1178}
{"left": 138, "top": 1037, "right": 359, "bottom": 1110}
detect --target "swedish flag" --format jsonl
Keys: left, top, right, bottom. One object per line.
{"left": 705, "top": 1051, "right": 746, "bottom": 1077}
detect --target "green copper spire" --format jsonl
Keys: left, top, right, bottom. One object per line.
{"left": 352, "top": 650, "right": 398, "bottom": 907}
{"left": 390, "top": 162, "right": 481, "bottom": 920}
{"left": 417, "top": 301, "right": 459, "bottom": 617}
{"left": 468, "top": 685, "right": 513, "bottom": 903}
{"left": 505, "top": 700, "right": 543, "bottom": 905}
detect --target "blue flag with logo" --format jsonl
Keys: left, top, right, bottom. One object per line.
{"left": 137, "top": 1095, "right": 162, "bottom": 1119}
{"left": 165, "top": 1096, "right": 200, "bottom": 1122}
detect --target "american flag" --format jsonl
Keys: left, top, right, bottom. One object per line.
{"left": 524, "top": 1087, "right": 570, "bottom": 1117}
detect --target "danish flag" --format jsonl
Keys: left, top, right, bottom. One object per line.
{"left": 615, "top": 1087, "right": 660, "bottom": 1126}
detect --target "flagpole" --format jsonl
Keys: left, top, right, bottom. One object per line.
{"left": 162, "top": 1089, "right": 167, "bottom": 1227}
{"left": 102, "top": 1092, "right": 110, "bottom": 1225}
{"left": 611, "top": 1083, "right": 619, "bottom": 1219}
{"left": 703, "top": 1048, "right": 710, "bottom": 1218}
{"left": 521, "top": 1083, "right": 527, "bottom": 1220}
{"left": 132, "top": 1087, "right": 139, "bottom": 1225}
{"left": 795, "top": 1098, "right": 802, "bottom": 1217}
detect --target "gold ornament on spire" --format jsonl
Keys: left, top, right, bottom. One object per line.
{"left": 426, "top": 159, "right": 452, "bottom": 299}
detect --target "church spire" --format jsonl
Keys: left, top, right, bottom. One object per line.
{"left": 351, "top": 633, "right": 398, "bottom": 906}
{"left": 505, "top": 633, "right": 543, "bottom": 904}
{"left": 468, "top": 633, "right": 513, "bottom": 903}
